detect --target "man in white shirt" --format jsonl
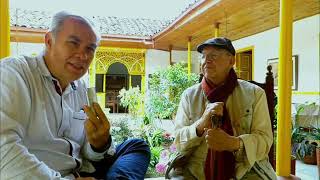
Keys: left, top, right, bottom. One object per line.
{"left": 0, "top": 11, "right": 150, "bottom": 180}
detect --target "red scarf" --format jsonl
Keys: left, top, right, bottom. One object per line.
{"left": 201, "top": 69, "right": 238, "bottom": 180}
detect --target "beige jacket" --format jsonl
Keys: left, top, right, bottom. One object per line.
{"left": 174, "top": 80, "right": 276, "bottom": 180}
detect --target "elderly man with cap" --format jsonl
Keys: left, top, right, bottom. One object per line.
{"left": 172, "top": 37, "right": 276, "bottom": 179}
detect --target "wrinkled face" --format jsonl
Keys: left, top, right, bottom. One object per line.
{"left": 44, "top": 17, "right": 98, "bottom": 89}
{"left": 201, "top": 46, "right": 235, "bottom": 86}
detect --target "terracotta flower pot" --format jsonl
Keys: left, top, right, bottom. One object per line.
{"left": 303, "top": 154, "right": 317, "bottom": 165}
{"left": 317, "top": 147, "right": 320, "bottom": 177}
{"left": 291, "top": 155, "right": 296, "bottom": 175}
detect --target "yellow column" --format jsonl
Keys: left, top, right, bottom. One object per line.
{"left": 99, "top": 74, "right": 106, "bottom": 108}
{"left": 140, "top": 74, "right": 146, "bottom": 115}
{"left": 276, "top": 0, "right": 293, "bottom": 176}
{"left": 103, "top": 74, "right": 106, "bottom": 92}
{"left": 89, "top": 57, "right": 96, "bottom": 87}
{"left": 214, "top": 23, "right": 220, "bottom": 38}
{"left": 141, "top": 75, "right": 146, "bottom": 94}
{"left": 129, "top": 74, "right": 132, "bottom": 88}
{"left": 0, "top": 0, "right": 10, "bottom": 59}
{"left": 187, "top": 37, "right": 192, "bottom": 76}
{"left": 169, "top": 45, "right": 172, "bottom": 65}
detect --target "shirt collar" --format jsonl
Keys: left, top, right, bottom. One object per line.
{"left": 36, "top": 52, "right": 52, "bottom": 78}
{"left": 37, "top": 52, "right": 77, "bottom": 91}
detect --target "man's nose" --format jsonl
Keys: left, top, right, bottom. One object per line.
{"left": 75, "top": 49, "right": 88, "bottom": 60}
{"left": 205, "top": 59, "right": 214, "bottom": 64}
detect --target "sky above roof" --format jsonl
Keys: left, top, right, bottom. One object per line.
{"left": 10, "top": 0, "right": 197, "bottom": 20}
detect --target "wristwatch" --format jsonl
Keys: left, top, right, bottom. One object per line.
{"left": 234, "top": 138, "right": 244, "bottom": 157}
{"left": 238, "top": 138, "right": 244, "bottom": 152}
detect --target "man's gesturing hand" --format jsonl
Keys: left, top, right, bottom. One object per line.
{"left": 205, "top": 128, "right": 240, "bottom": 152}
{"left": 83, "top": 102, "right": 110, "bottom": 151}
{"left": 196, "top": 102, "right": 224, "bottom": 136}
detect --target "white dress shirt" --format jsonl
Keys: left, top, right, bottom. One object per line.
{"left": 0, "top": 54, "right": 115, "bottom": 180}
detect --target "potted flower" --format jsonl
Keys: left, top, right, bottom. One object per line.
{"left": 295, "top": 139, "right": 317, "bottom": 164}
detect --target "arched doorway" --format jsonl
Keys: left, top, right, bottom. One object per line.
{"left": 106, "top": 62, "right": 129, "bottom": 113}
{"left": 92, "top": 47, "right": 146, "bottom": 114}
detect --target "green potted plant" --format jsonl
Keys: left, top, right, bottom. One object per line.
{"left": 292, "top": 102, "right": 319, "bottom": 165}
{"left": 309, "top": 128, "right": 320, "bottom": 172}
{"left": 295, "top": 139, "right": 317, "bottom": 164}
{"left": 295, "top": 101, "right": 319, "bottom": 131}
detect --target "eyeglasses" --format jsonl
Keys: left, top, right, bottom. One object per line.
{"left": 200, "top": 52, "right": 228, "bottom": 63}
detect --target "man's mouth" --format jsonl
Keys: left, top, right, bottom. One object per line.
{"left": 68, "top": 62, "right": 85, "bottom": 71}
{"left": 204, "top": 66, "right": 215, "bottom": 70}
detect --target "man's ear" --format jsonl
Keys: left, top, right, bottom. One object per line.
{"left": 45, "top": 32, "right": 53, "bottom": 49}
{"left": 229, "top": 55, "right": 236, "bottom": 66}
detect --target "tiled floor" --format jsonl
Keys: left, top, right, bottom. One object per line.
{"left": 295, "top": 160, "right": 319, "bottom": 180}
{"left": 107, "top": 114, "right": 319, "bottom": 180}
{"left": 145, "top": 161, "right": 319, "bottom": 180}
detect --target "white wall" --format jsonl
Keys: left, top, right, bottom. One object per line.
{"left": 145, "top": 49, "right": 170, "bottom": 88}
{"left": 145, "top": 49, "right": 201, "bottom": 74}
{"left": 233, "top": 14, "right": 320, "bottom": 104}
{"left": 145, "top": 49, "right": 201, "bottom": 89}
{"left": 171, "top": 50, "right": 201, "bottom": 74}
{"left": 145, "top": 49, "right": 170, "bottom": 74}
{"left": 10, "top": 42, "right": 44, "bottom": 56}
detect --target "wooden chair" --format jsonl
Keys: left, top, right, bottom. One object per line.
{"left": 106, "top": 90, "right": 119, "bottom": 113}
{"left": 248, "top": 65, "right": 276, "bottom": 169}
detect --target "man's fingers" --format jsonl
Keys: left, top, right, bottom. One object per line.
{"left": 83, "top": 104, "right": 103, "bottom": 128}
{"left": 210, "top": 108, "right": 223, "bottom": 117}
{"left": 93, "top": 103, "right": 110, "bottom": 129}
{"left": 83, "top": 105, "right": 96, "bottom": 120}
{"left": 206, "top": 102, "right": 224, "bottom": 108}
{"left": 85, "top": 119, "right": 96, "bottom": 131}
{"left": 93, "top": 103, "right": 107, "bottom": 121}
{"left": 216, "top": 102, "right": 224, "bottom": 106}
{"left": 206, "top": 129, "right": 213, "bottom": 136}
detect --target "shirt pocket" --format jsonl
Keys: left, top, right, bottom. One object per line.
{"left": 239, "top": 107, "right": 253, "bottom": 134}
{"left": 65, "top": 111, "right": 86, "bottom": 144}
